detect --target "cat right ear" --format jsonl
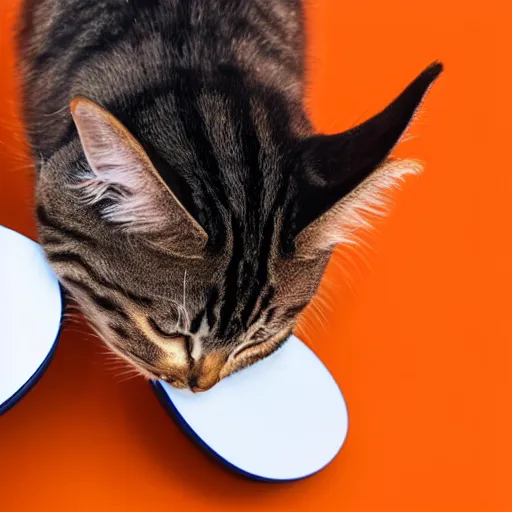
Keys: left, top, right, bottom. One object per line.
{"left": 292, "top": 62, "right": 442, "bottom": 258}
{"left": 70, "top": 97, "right": 208, "bottom": 254}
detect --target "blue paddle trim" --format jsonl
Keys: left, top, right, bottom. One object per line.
{"left": 0, "top": 286, "right": 65, "bottom": 416}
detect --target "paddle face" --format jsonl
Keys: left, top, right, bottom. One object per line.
{"left": 0, "top": 226, "right": 62, "bottom": 415}
{"left": 152, "top": 335, "right": 348, "bottom": 481}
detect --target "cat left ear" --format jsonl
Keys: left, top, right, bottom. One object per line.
{"left": 70, "top": 98, "right": 208, "bottom": 252}
{"left": 294, "top": 62, "right": 443, "bottom": 257}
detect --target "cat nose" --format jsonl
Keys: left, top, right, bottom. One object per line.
{"left": 188, "top": 375, "right": 216, "bottom": 393}
{"left": 188, "top": 376, "right": 201, "bottom": 392}
{"left": 187, "top": 350, "right": 228, "bottom": 392}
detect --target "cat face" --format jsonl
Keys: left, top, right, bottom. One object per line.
{"left": 36, "top": 63, "right": 442, "bottom": 391}
{"left": 52, "top": 236, "right": 328, "bottom": 391}
{"left": 38, "top": 160, "right": 329, "bottom": 390}
{"left": 38, "top": 137, "right": 330, "bottom": 390}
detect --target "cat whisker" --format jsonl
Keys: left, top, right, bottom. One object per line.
{"left": 41, "top": 104, "right": 69, "bottom": 117}
{"left": 105, "top": 361, "right": 137, "bottom": 372}
{"left": 63, "top": 327, "right": 102, "bottom": 341}
{"left": 115, "top": 370, "right": 144, "bottom": 384}
{"left": 307, "top": 300, "right": 328, "bottom": 331}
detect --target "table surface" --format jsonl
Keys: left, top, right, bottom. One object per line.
{"left": 1, "top": 1, "right": 511, "bottom": 511}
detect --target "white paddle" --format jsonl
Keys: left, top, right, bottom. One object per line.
{"left": 152, "top": 334, "right": 348, "bottom": 481}
{"left": 0, "top": 225, "right": 62, "bottom": 415}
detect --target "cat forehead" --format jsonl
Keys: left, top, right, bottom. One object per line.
{"left": 135, "top": 88, "right": 297, "bottom": 179}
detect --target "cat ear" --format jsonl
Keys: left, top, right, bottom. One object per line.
{"left": 70, "top": 97, "right": 208, "bottom": 251}
{"left": 294, "top": 62, "right": 442, "bottom": 257}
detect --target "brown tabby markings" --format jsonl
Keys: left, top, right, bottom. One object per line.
{"left": 17, "top": 0, "right": 442, "bottom": 390}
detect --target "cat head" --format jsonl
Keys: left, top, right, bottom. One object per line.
{"left": 37, "top": 63, "right": 442, "bottom": 391}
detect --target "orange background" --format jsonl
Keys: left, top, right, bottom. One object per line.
{"left": 1, "top": 1, "right": 511, "bottom": 510}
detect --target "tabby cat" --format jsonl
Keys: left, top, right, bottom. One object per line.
{"left": 16, "top": 0, "right": 442, "bottom": 391}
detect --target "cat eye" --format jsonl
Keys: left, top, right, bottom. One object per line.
{"left": 148, "top": 317, "right": 182, "bottom": 339}
{"left": 233, "top": 330, "right": 292, "bottom": 360}
{"left": 184, "top": 336, "right": 193, "bottom": 359}
{"left": 234, "top": 342, "right": 263, "bottom": 359}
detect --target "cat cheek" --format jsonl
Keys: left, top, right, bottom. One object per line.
{"left": 218, "top": 359, "right": 240, "bottom": 381}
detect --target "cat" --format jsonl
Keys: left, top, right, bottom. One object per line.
{"left": 16, "top": 0, "right": 442, "bottom": 391}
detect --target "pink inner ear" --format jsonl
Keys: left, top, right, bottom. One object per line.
{"left": 70, "top": 98, "right": 170, "bottom": 232}
{"left": 72, "top": 175, "right": 169, "bottom": 232}
{"left": 295, "top": 159, "right": 422, "bottom": 255}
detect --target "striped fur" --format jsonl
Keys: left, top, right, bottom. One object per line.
{"left": 17, "top": 0, "right": 442, "bottom": 390}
